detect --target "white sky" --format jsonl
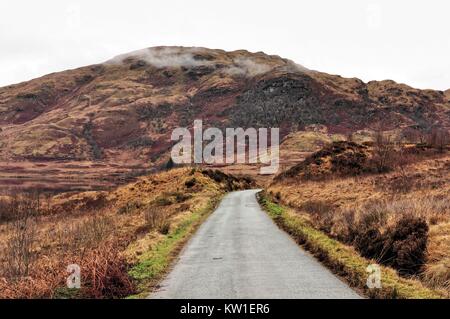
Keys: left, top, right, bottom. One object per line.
{"left": 0, "top": 0, "right": 449, "bottom": 90}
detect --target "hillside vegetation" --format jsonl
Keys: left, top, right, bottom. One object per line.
{"left": 0, "top": 167, "right": 253, "bottom": 298}
{"left": 0, "top": 46, "right": 448, "bottom": 190}
{"left": 269, "top": 138, "right": 450, "bottom": 295}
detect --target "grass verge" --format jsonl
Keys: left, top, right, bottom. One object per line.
{"left": 127, "top": 196, "right": 221, "bottom": 298}
{"left": 257, "top": 191, "right": 445, "bottom": 299}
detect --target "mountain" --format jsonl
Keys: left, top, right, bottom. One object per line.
{"left": 0, "top": 46, "right": 448, "bottom": 180}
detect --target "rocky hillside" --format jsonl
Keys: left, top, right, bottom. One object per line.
{"left": 0, "top": 46, "right": 448, "bottom": 166}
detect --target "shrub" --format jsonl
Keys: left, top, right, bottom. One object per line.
{"left": 158, "top": 221, "right": 171, "bottom": 235}
{"left": 0, "top": 192, "right": 43, "bottom": 223}
{"left": 68, "top": 215, "right": 114, "bottom": 248}
{"left": 357, "top": 201, "right": 388, "bottom": 231}
{"left": 184, "top": 178, "right": 197, "bottom": 188}
{"left": 144, "top": 207, "right": 170, "bottom": 234}
{"left": 0, "top": 258, "right": 66, "bottom": 299}
{"left": 202, "top": 169, "right": 226, "bottom": 183}
{"left": 354, "top": 227, "right": 385, "bottom": 260}
{"left": 331, "top": 208, "right": 357, "bottom": 243}
{"left": 368, "top": 131, "right": 396, "bottom": 173}
{"left": 383, "top": 216, "right": 429, "bottom": 275}
{"left": 354, "top": 215, "right": 429, "bottom": 275}
{"left": 118, "top": 201, "right": 142, "bottom": 214}
{"left": 300, "top": 200, "right": 334, "bottom": 233}
{"left": 2, "top": 193, "right": 42, "bottom": 279}
{"left": 4, "top": 212, "right": 37, "bottom": 279}
{"left": 79, "top": 242, "right": 135, "bottom": 298}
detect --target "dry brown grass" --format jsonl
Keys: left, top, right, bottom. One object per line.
{"left": 0, "top": 242, "right": 134, "bottom": 299}
{"left": 424, "top": 222, "right": 450, "bottom": 291}
{"left": 144, "top": 207, "right": 171, "bottom": 234}
{"left": 0, "top": 208, "right": 125, "bottom": 298}
{"left": 0, "top": 192, "right": 44, "bottom": 280}
{"left": 0, "top": 257, "right": 66, "bottom": 299}
{"left": 270, "top": 152, "right": 450, "bottom": 293}
{"left": 259, "top": 193, "right": 445, "bottom": 299}
{"left": 75, "top": 242, "right": 135, "bottom": 299}
{"left": 0, "top": 167, "right": 249, "bottom": 298}
{"left": 4, "top": 217, "right": 37, "bottom": 279}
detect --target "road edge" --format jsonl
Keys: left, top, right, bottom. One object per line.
{"left": 257, "top": 190, "right": 445, "bottom": 299}
{"left": 126, "top": 195, "right": 223, "bottom": 299}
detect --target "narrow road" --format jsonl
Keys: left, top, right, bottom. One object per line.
{"left": 151, "top": 190, "right": 361, "bottom": 299}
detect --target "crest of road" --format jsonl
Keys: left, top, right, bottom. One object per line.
{"left": 151, "top": 189, "right": 362, "bottom": 299}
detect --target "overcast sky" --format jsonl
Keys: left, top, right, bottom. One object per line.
{"left": 0, "top": 0, "right": 449, "bottom": 90}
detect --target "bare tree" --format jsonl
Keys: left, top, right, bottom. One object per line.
{"left": 428, "top": 128, "right": 449, "bottom": 152}
{"left": 3, "top": 192, "right": 40, "bottom": 279}
{"left": 372, "top": 130, "right": 395, "bottom": 172}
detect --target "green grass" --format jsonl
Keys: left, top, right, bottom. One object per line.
{"left": 127, "top": 197, "right": 220, "bottom": 298}
{"left": 258, "top": 192, "right": 445, "bottom": 299}
{"left": 53, "top": 287, "right": 83, "bottom": 299}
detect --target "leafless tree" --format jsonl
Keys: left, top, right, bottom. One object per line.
{"left": 372, "top": 130, "right": 395, "bottom": 172}
{"left": 3, "top": 192, "right": 41, "bottom": 279}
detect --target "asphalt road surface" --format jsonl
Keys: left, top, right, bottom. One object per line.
{"left": 150, "top": 189, "right": 361, "bottom": 299}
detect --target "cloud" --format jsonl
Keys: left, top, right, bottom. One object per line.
{"left": 108, "top": 46, "right": 309, "bottom": 78}
{"left": 225, "top": 57, "right": 308, "bottom": 77}
{"left": 110, "top": 47, "right": 281, "bottom": 77}
{"left": 109, "top": 47, "right": 208, "bottom": 68}
{"left": 224, "top": 58, "right": 273, "bottom": 77}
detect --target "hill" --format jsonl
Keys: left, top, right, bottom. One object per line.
{"left": 0, "top": 46, "right": 448, "bottom": 189}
